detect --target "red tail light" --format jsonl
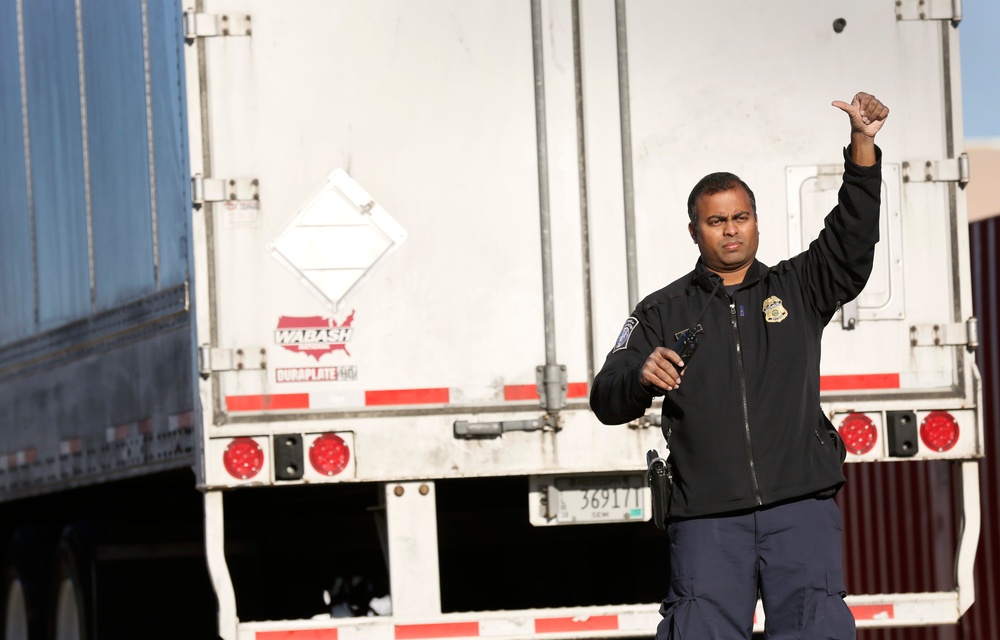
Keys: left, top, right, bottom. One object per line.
{"left": 920, "top": 411, "right": 960, "bottom": 452}
{"left": 223, "top": 437, "right": 264, "bottom": 479}
{"left": 838, "top": 413, "right": 877, "bottom": 455}
{"left": 309, "top": 433, "right": 350, "bottom": 476}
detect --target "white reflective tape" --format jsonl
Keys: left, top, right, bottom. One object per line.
{"left": 448, "top": 386, "right": 503, "bottom": 403}
{"left": 899, "top": 371, "right": 952, "bottom": 389}
{"left": 479, "top": 618, "right": 531, "bottom": 637}
{"left": 307, "top": 391, "right": 367, "bottom": 410}
{"left": 107, "top": 424, "right": 134, "bottom": 442}
{"left": 616, "top": 610, "right": 661, "bottom": 631}
{"left": 60, "top": 439, "right": 83, "bottom": 456}
{"left": 8, "top": 449, "right": 37, "bottom": 467}
{"left": 338, "top": 623, "right": 394, "bottom": 640}
{"left": 168, "top": 411, "right": 195, "bottom": 431}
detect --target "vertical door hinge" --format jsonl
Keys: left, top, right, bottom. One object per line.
{"left": 895, "top": 0, "right": 962, "bottom": 23}
{"left": 198, "top": 345, "right": 267, "bottom": 378}
{"left": 536, "top": 364, "right": 568, "bottom": 411}
{"left": 191, "top": 175, "right": 259, "bottom": 208}
{"left": 184, "top": 10, "right": 252, "bottom": 40}
{"left": 902, "top": 154, "right": 970, "bottom": 185}
{"left": 909, "top": 318, "right": 979, "bottom": 352}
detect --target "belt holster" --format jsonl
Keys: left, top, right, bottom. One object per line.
{"left": 646, "top": 449, "right": 671, "bottom": 530}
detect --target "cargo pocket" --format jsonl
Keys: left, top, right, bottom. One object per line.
{"left": 655, "top": 576, "right": 695, "bottom": 640}
{"left": 819, "top": 571, "right": 856, "bottom": 640}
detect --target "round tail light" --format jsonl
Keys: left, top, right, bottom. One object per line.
{"left": 309, "top": 433, "right": 350, "bottom": 476}
{"left": 838, "top": 413, "right": 877, "bottom": 455}
{"left": 920, "top": 411, "right": 960, "bottom": 452}
{"left": 223, "top": 437, "right": 264, "bottom": 479}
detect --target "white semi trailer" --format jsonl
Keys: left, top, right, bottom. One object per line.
{"left": 0, "top": 1, "right": 982, "bottom": 639}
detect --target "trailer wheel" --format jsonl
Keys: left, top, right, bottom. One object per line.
{"left": 1, "top": 527, "right": 51, "bottom": 640}
{"left": 49, "top": 526, "right": 94, "bottom": 640}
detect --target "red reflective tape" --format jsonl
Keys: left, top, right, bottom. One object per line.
{"left": 504, "top": 383, "right": 589, "bottom": 401}
{"left": 534, "top": 615, "right": 618, "bottom": 634}
{"left": 567, "top": 382, "right": 588, "bottom": 398}
{"left": 226, "top": 394, "right": 310, "bottom": 412}
{"left": 850, "top": 604, "right": 894, "bottom": 620}
{"left": 395, "top": 622, "right": 479, "bottom": 639}
{"left": 256, "top": 630, "right": 338, "bottom": 640}
{"left": 113, "top": 424, "right": 132, "bottom": 440}
{"left": 504, "top": 384, "right": 538, "bottom": 400}
{"left": 365, "top": 388, "right": 450, "bottom": 406}
{"left": 137, "top": 418, "right": 153, "bottom": 435}
{"left": 820, "top": 373, "right": 900, "bottom": 391}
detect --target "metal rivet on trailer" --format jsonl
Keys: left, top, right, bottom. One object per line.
{"left": 394, "top": 485, "right": 404, "bottom": 497}
{"left": 419, "top": 484, "right": 429, "bottom": 496}
{"left": 833, "top": 18, "right": 846, "bottom": 33}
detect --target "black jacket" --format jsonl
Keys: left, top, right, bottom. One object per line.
{"left": 591, "top": 147, "right": 882, "bottom": 519}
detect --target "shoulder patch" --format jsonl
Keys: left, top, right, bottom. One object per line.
{"left": 613, "top": 317, "right": 639, "bottom": 352}
{"left": 762, "top": 296, "right": 788, "bottom": 323}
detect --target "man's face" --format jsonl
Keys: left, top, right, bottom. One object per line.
{"left": 689, "top": 187, "right": 759, "bottom": 279}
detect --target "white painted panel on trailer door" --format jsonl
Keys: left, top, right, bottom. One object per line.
{"left": 597, "top": 0, "right": 962, "bottom": 394}
{"left": 786, "top": 164, "right": 904, "bottom": 320}
{"left": 199, "top": 1, "right": 588, "bottom": 409}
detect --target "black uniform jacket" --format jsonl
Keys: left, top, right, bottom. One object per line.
{"left": 591, "top": 146, "right": 883, "bottom": 519}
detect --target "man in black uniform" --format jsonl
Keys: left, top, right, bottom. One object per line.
{"left": 590, "top": 92, "right": 889, "bottom": 639}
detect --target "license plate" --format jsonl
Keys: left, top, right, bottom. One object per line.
{"left": 531, "top": 473, "right": 649, "bottom": 525}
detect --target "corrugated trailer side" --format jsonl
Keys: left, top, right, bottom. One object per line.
{"left": 0, "top": 0, "right": 195, "bottom": 500}
{"left": 834, "top": 208, "right": 999, "bottom": 640}
{"left": 0, "top": 0, "right": 210, "bottom": 637}
{"left": 961, "top": 215, "right": 1000, "bottom": 639}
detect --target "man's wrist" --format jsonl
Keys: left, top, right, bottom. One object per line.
{"left": 849, "top": 132, "right": 877, "bottom": 166}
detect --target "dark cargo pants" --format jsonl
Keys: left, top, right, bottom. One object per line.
{"left": 656, "top": 497, "right": 855, "bottom": 640}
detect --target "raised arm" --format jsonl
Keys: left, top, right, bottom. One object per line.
{"left": 795, "top": 92, "right": 889, "bottom": 320}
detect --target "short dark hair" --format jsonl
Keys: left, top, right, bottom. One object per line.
{"left": 686, "top": 172, "right": 756, "bottom": 224}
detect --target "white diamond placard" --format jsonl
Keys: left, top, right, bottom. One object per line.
{"left": 269, "top": 170, "right": 407, "bottom": 311}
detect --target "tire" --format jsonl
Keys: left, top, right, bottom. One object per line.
{"left": 49, "top": 526, "right": 94, "bottom": 640}
{"left": 1, "top": 527, "right": 53, "bottom": 640}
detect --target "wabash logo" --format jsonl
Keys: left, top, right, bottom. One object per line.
{"left": 274, "top": 311, "right": 355, "bottom": 361}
